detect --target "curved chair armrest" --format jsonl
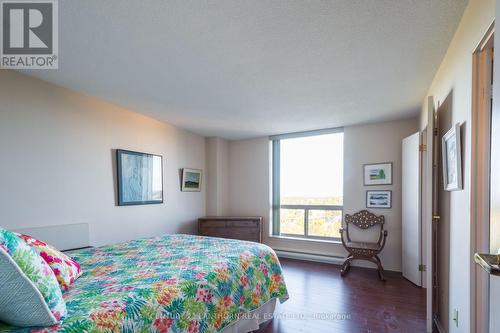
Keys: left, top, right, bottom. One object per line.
{"left": 339, "top": 228, "right": 349, "bottom": 248}
{"left": 378, "top": 230, "right": 388, "bottom": 251}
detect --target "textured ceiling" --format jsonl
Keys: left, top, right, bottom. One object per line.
{"left": 21, "top": 0, "right": 468, "bottom": 139}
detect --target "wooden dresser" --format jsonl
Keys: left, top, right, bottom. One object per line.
{"left": 198, "top": 216, "right": 263, "bottom": 243}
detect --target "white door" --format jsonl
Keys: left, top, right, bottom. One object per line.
{"left": 425, "top": 96, "right": 437, "bottom": 333}
{"left": 402, "top": 132, "right": 422, "bottom": 286}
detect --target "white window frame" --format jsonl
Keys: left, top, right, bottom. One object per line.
{"left": 270, "top": 127, "right": 344, "bottom": 240}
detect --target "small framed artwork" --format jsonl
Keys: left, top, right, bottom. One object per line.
{"left": 181, "top": 168, "right": 202, "bottom": 192}
{"left": 363, "top": 162, "right": 393, "bottom": 186}
{"left": 116, "top": 149, "right": 163, "bottom": 206}
{"left": 442, "top": 123, "right": 463, "bottom": 191}
{"left": 366, "top": 191, "right": 392, "bottom": 209}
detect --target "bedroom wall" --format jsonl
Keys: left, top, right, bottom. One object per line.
{"left": 205, "top": 137, "right": 229, "bottom": 215}
{"left": 0, "top": 70, "right": 206, "bottom": 247}
{"left": 225, "top": 117, "right": 418, "bottom": 272}
{"left": 418, "top": 0, "right": 495, "bottom": 332}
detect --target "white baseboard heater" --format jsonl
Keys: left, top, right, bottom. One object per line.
{"left": 275, "top": 250, "right": 346, "bottom": 265}
{"left": 275, "top": 249, "right": 380, "bottom": 270}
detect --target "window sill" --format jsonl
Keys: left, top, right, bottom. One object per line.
{"left": 268, "top": 234, "right": 342, "bottom": 245}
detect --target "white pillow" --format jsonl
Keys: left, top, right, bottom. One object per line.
{"left": 0, "top": 248, "right": 58, "bottom": 327}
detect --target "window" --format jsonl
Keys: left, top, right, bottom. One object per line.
{"left": 271, "top": 129, "right": 344, "bottom": 240}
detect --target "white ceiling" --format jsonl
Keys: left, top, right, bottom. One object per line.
{"left": 22, "top": 0, "right": 468, "bottom": 139}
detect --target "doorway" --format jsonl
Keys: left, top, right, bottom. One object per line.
{"left": 422, "top": 22, "right": 494, "bottom": 333}
{"left": 470, "top": 24, "right": 493, "bottom": 333}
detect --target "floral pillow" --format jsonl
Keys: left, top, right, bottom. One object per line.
{"left": 16, "top": 233, "right": 82, "bottom": 291}
{"left": 0, "top": 228, "right": 66, "bottom": 326}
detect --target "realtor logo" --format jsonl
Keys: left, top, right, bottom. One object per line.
{"left": 1, "top": 0, "right": 58, "bottom": 69}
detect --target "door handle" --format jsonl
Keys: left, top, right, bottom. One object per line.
{"left": 474, "top": 253, "right": 500, "bottom": 276}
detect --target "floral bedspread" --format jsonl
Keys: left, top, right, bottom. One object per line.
{"left": 1, "top": 234, "right": 289, "bottom": 333}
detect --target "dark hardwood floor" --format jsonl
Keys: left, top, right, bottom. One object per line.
{"left": 258, "top": 258, "right": 426, "bottom": 333}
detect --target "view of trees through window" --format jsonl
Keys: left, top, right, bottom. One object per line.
{"left": 278, "top": 132, "right": 344, "bottom": 238}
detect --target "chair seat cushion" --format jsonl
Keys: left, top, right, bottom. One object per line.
{"left": 346, "top": 241, "right": 380, "bottom": 250}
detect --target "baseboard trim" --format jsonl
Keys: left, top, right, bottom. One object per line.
{"left": 275, "top": 250, "right": 346, "bottom": 265}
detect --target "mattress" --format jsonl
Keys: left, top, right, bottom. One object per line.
{"left": 0, "top": 234, "right": 289, "bottom": 333}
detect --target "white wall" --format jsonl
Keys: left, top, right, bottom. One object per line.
{"left": 344, "top": 118, "right": 418, "bottom": 271}
{"left": 227, "top": 137, "right": 271, "bottom": 222}
{"left": 225, "top": 117, "right": 418, "bottom": 272}
{"left": 0, "top": 70, "right": 206, "bottom": 246}
{"left": 418, "top": 0, "right": 495, "bottom": 332}
{"left": 205, "top": 137, "right": 229, "bottom": 215}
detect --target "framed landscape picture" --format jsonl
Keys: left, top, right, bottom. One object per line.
{"left": 366, "top": 190, "right": 392, "bottom": 209}
{"left": 116, "top": 149, "right": 163, "bottom": 206}
{"left": 181, "top": 168, "right": 202, "bottom": 192}
{"left": 442, "top": 123, "right": 463, "bottom": 191}
{"left": 363, "top": 162, "right": 393, "bottom": 186}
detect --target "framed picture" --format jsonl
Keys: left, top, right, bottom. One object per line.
{"left": 363, "top": 162, "right": 393, "bottom": 186}
{"left": 181, "top": 168, "right": 202, "bottom": 192}
{"left": 366, "top": 190, "right": 392, "bottom": 209}
{"left": 442, "top": 123, "right": 463, "bottom": 191}
{"left": 116, "top": 149, "right": 163, "bottom": 206}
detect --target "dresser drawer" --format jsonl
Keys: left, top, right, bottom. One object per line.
{"left": 198, "top": 217, "right": 263, "bottom": 243}
{"left": 200, "top": 220, "right": 228, "bottom": 228}
{"left": 230, "top": 220, "right": 260, "bottom": 227}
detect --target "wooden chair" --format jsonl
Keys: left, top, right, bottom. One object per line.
{"left": 339, "top": 210, "right": 388, "bottom": 280}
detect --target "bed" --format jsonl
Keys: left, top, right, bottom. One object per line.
{"left": 0, "top": 233, "right": 289, "bottom": 333}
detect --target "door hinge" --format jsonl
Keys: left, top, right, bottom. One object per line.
{"left": 433, "top": 128, "right": 438, "bottom": 136}
{"left": 419, "top": 264, "right": 426, "bottom": 272}
{"left": 419, "top": 144, "right": 427, "bottom": 152}
{"left": 433, "top": 215, "right": 441, "bottom": 221}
